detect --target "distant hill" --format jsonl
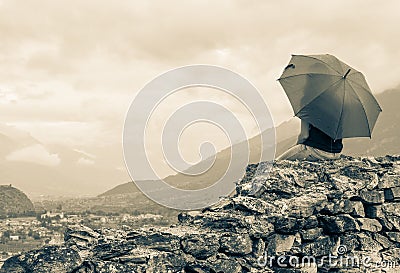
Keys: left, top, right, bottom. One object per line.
{"left": 99, "top": 119, "right": 298, "bottom": 197}
{"left": 98, "top": 181, "right": 139, "bottom": 197}
{"left": 0, "top": 185, "right": 35, "bottom": 217}
{"left": 100, "top": 87, "right": 399, "bottom": 198}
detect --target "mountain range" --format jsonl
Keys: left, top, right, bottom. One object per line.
{"left": 101, "top": 86, "right": 400, "bottom": 197}
{"left": 0, "top": 86, "right": 398, "bottom": 198}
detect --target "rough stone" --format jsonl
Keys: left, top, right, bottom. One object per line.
{"left": 147, "top": 252, "right": 186, "bottom": 272}
{"left": 303, "top": 216, "right": 319, "bottom": 229}
{"left": 0, "top": 246, "right": 81, "bottom": 273}
{"left": 194, "top": 212, "right": 250, "bottom": 232}
{"left": 348, "top": 201, "right": 366, "bottom": 217}
{"left": 212, "top": 257, "right": 242, "bottom": 273}
{"left": 273, "top": 264, "right": 318, "bottom": 273}
{"left": 319, "top": 214, "right": 360, "bottom": 234}
{"left": 380, "top": 216, "right": 395, "bottom": 231}
{"left": 248, "top": 216, "right": 274, "bottom": 238}
{"left": 340, "top": 165, "right": 376, "bottom": 181}
{"left": 232, "top": 196, "right": 276, "bottom": 214}
{"left": 266, "top": 233, "right": 295, "bottom": 255}
{"left": 181, "top": 233, "right": 219, "bottom": 259}
{"left": 385, "top": 232, "right": 400, "bottom": 243}
{"left": 192, "top": 256, "right": 242, "bottom": 273}
{"left": 372, "top": 233, "right": 395, "bottom": 249}
{"left": 381, "top": 248, "right": 400, "bottom": 262}
{"left": 286, "top": 193, "right": 327, "bottom": 218}
{"left": 177, "top": 210, "right": 202, "bottom": 223}
{"left": 274, "top": 216, "right": 304, "bottom": 234}
{"left": 64, "top": 225, "right": 100, "bottom": 250}
{"left": 322, "top": 199, "right": 365, "bottom": 217}
{"left": 92, "top": 241, "right": 137, "bottom": 260}
{"left": 356, "top": 218, "right": 382, "bottom": 232}
{"left": 382, "top": 202, "right": 400, "bottom": 217}
{"left": 385, "top": 215, "right": 400, "bottom": 230}
{"left": 127, "top": 231, "right": 180, "bottom": 252}
{"left": 301, "top": 236, "right": 337, "bottom": 257}
{"left": 359, "top": 189, "right": 385, "bottom": 204}
{"left": 252, "top": 238, "right": 266, "bottom": 259}
{"left": 300, "top": 228, "right": 323, "bottom": 241}
{"left": 220, "top": 233, "right": 252, "bottom": 255}
{"left": 2, "top": 156, "right": 400, "bottom": 273}
{"left": 338, "top": 234, "right": 360, "bottom": 253}
{"left": 378, "top": 174, "right": 400, "bottom": 189}
{"left": 356, "top": 233, "right": 383, "bottom": 251}
{"left": 72, "top": 260, "right": 141, "bottom": 273}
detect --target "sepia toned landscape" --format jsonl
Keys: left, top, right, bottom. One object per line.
{"left": 1, "top": 1, "right": 400, "bottom": 272}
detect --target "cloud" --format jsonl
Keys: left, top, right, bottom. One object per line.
{"left": 77, "top": 157, "right": 95, "bottom": 166}
{"left": 6, "top": 144, "right": 60, "bottom": 166}
{"left": 1, "top": 0, "right": 399, "bottom": 179}
{"left": 6, "top": 121, "right": 116, "bottom": 147}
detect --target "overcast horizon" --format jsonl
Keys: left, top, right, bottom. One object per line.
{"left": 1, "top": 0, "right": 400, "bottom": 196}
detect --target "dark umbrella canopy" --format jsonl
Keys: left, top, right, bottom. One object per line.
{"left": 278, "top": 54, "right": 382, "bottom": 140}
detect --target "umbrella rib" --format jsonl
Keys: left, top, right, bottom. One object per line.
{"left": 334, "top": 81, "right": 346, "bottom": 140}
{"left": 278, "top": 73, "right": 342, "bottom": 80}
{"left": 296, "top": 55, "right": 342, "bottom": 75}
{"left": 346, "top": 81, "right": 373, "bottom": 138}
{"left": 294, "top": 78, "right": 343, "bottom": 116}
{"left": 347, "top": 79, "right": 382, "bottom": 111}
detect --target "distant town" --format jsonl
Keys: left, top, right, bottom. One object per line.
{"left": 0, "top": 199, "right": 177, "bottom": 268}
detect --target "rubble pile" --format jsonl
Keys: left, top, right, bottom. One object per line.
{"left": 2, "top": 155, "right": 400, "bottom": 272}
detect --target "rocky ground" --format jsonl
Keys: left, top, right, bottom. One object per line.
{"left": 2, "top": 155, "right": 400, "bottom": 272}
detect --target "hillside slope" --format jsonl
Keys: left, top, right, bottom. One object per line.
{"left": 0, "top": 185, "right": 34, "bottom": 217}
{"left": 99, "top": 119, "right": 298, "bottom": 197}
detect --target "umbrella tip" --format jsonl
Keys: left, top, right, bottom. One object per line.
{"left": 343, "top": 69, "right": 351, "bottom": 79}
{"left": 285, "top": 64, "right": 295, "bottom": 70}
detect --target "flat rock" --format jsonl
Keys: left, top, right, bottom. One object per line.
{"left": 356, "top": 218, "right": 382, "bottom": 232}
{"left": 322, "top": 199, "right": 365, "bottom": 217}
{"left": 382, "top": 203, "right": 400, "bottom": 217}
{"left": 356, "top": 233, "right": 383, "bottom": 251}
{"left": 232, "top": 196, "right": 276, "bottom": 214}
{"left": 378, "top": 174, "right": 400, "bottom": 189}
{"left": 127, "top": 231, "right": 180, "bottom": 252}
{"left": 359, "top": 189, "right": 385, "bottom": 204}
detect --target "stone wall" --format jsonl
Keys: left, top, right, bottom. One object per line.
{"left": 1, "top": 155, "right": 400, "bottom": 273}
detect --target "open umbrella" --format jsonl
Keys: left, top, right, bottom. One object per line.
{"left": 278, "top": 54, "right": 382, "bottom": 140}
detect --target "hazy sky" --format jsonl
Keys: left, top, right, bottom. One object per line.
{"left": 1, "top": 0, "right": 400, "bottom": 180}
